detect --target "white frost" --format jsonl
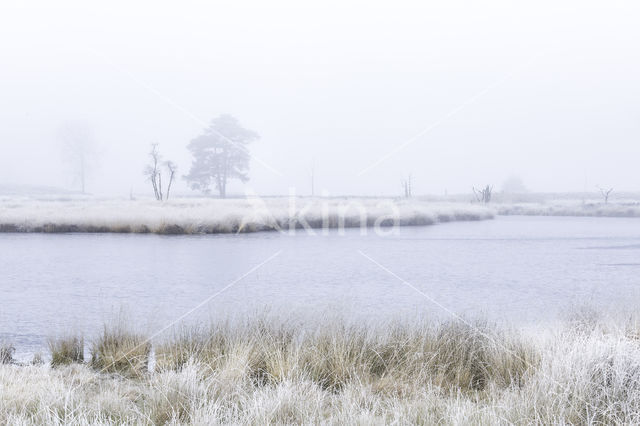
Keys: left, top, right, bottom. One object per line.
{"left": 0, "top": 196, "right": 494, "bottom": 234}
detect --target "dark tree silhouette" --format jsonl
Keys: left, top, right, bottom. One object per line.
{"left": 597, "top": 186, "right": 614, "bottom": 204}
{"left": 185, "top": 115, "right": 258, "bottom": 198}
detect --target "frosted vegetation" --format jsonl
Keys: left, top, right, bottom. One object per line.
{"left": 2, "top": 195, "right": 638, "bottom": 236}
{"left": 496, "top": 200, "right": 640, "bottom": 218}
{"left": 415, "top": 191, "right": 640, "bottom": 218}
{"left": 2, "top": 312, "right": 640, "bottom": 424}
{"left": 0, "top": 197, "right": 493, "bottom": 234}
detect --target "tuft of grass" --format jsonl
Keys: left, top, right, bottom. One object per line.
{"left": 0, "top": 342, "right": 14, "bottom": 364}
{"left": 49, "top": 336, "right": 84, "bottom": 367}
{"left": 90, "top": 325, "right": 150, "bottom": 378}
{"left": 31, "top": 352, "right": 44, "bottom": 366}
{"left": 155, "top": 317, "right": 537, "bottom": 394}
{"left": 426, "top": 320, "right": 536, "bottom": 391}
{"left": 154, "top": 316, "right": 299, "bottom": 387}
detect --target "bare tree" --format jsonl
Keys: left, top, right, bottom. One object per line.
{"left": 58, "top": 122, "right": 97, "bottom": 193}
{"left": 597, "top": 186, "right": 614, "bottom": 204}
{"left": 165, "top": 161, "right": 177, "bottom": 201}
{"left": 144, "top": 144, "right": 177, "bottom": 201}
{"left": 473, "top": 185, "right": 493, "bottom": 203}
{"left": 144, "top": 143, "right": 163, "bottom": 201}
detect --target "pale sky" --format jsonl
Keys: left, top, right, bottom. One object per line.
{"left": 0, "top": 0, "right": 638, "bottom": 196}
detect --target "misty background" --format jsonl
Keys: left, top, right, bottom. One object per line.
{"left": 1, "top": 0, "right": 638, "bottom": 197}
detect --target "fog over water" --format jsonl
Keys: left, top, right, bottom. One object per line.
{"left": 1, "top": 0, "right": 639, "bottom": 196}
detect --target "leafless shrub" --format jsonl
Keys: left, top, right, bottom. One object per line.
{"left": 473, "top": 185, "right": 493, "bottom": 203}
{"left": 597, "top": 186, "right": 614, "bottom": 204}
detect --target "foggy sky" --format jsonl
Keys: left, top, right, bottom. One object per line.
{"left": 1, "top": 0, "right": 639, "bottom": 197}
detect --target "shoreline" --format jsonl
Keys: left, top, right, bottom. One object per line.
{"left": 495, "top": 201, "right": 640, "bottom": 218}
{"left": 0, "top": 198, "right": 493, "bottom": 235}
{"left": 1, "top": 314, "right": 639, "bottom": 424}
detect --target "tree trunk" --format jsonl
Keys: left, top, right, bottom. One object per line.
{"left": 158, "top": 173, "right": 163, "bottom": 201}
{"left": 151, "top": 175, "right": 159, "bottom": 200}
{"left": 166, "top": 172, "right": 174, "bottom": 201}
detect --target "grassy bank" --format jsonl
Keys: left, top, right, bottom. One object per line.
{"left": 2, "top": 315, "right": 640, "bottom": 424}
{"left": 496, "top": 201, "right": 640, "bottom": 218}
{"left": 0, "top": 197, "right": 493, "bottom": 234}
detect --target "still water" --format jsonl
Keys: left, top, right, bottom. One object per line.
{"left": 1, "top": 216, "right": 639, "bottom": 357}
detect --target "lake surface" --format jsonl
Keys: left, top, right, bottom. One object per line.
{"left": 1, "top": 216, "right": 640, "bottom": 358}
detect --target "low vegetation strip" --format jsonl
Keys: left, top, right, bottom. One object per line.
{"left": 2, "top": 315, "right": 640, "bottom": 424}
{"left": 0, "top": 198, "right": 493, "bottom": 234}
{"left": 496, "top": 201, "right": 640, "bottom": 218}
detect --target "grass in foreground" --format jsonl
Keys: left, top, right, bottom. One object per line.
{"left": 49, "top": 335, "right": 84, "bottom": 367}
{"left": 90, "top": 324, "right": 150, "bottom": 378}
{"left": 1, "top": 315, "right": 640, "bottom": 424}
{"left": 153, "top": 318, "right": 534, "bottom": 394}
{"left": 0, "top": 342, "right": 14, "bottom": 364}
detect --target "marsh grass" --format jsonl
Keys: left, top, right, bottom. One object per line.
{"left": 0, "top": 341, "right": 14, "bottom": 364}
{"left": 31, "top": 352, "right": 44, "bottom": 366}
{"left": 90, "top": 325, "right": 150, "bottom": 378}
{"left": 49, "top": 335, "right": 84, "bottom": 367}
{"left": 0, "top": 198, "right": 493, "bottom": 235}
{"left": 4, "top": 314, "right": 640, "bottom": 424}
{"left": 154, "top": 317, "right": 537, "bottom": 395}
{"left": 496, "top": 201, "right": 640, "bottom": 218}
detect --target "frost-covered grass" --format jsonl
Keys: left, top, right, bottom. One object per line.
{"left": 3, "top": 314, "right": 640, "bottom": 424}
{"left": 90, "top": 325, "right": 150, "bottom": 378}
{"left": 496, "top": 200, "right": 640, "bottom": 218}
{"left": 0, "top": 342, "right": 14, "bottom": 365}
{"left": 49, "top": 336, "right": 84, "bottom": 367}
{"left": 0, "top": 197, "right": 493, "bottom": 234}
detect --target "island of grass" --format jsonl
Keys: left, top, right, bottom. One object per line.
{"left": 0, "top": 197, "right": 493, "bottom": 234}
